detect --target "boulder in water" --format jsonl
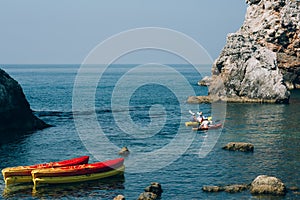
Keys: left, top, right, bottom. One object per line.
{"left": 223, "top": 184, "right": 250, "bottom": 193}
{"left": 137, "top": 192, "right": 158, "bottom": 200}
{"left": 250, "top": 175, "right": 287, "bottom": 195}
{"left": 113, "top": 194, "right": 125, "bottom": 200}
{"left": 137, "top": 182, "right": 163, "bottom": 200}
{"left": 144, "top": 182, "right": 163, "bottom": 196}
{"left": 202, "top": 185, "right": 223, "bottom": 192}
{"left": 202, "top": 184, "right": 249, "bottom": 193}
{"left": 222, "top": 142, "right": 254, "bottom": 152}
{"left": 118, "top": 146, "right": 130, "bottom": 157}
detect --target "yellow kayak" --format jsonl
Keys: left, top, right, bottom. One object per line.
{"left": 4, "top": 176, "right": 32, "bottom": 185}
{"left": 32, "top": 165, "right": 125, "bottom": 186}
{"left": 185, "top": 117, "right": 212, "bottom": 126}
{"left": 2, "top": 156, "right": 89, "bottom": 185}
{"left": 185, "top": 121, "right": 199, "bottom": 126}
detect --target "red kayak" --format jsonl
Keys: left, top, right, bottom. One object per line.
{"left": 2, "top": 155, "right": 89, "bottom": 178}
{"left": 32, "top": 158, "right": 124, "bottom": 178}
{"left": 192, "top": 123, "right": 222, "bottom": 131}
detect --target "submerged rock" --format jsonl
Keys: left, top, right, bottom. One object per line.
{"left": 144, "top": 182, "right": 163, "bottom": 196}
{"left": 222, "top": 142, "right": 254, "bottom": 152}
{"left": 202, "top": 185, "right": 223, "bottom": 192}
{"left": 118, "top": 146, "right": 130, "bottom": 157}
{"left": 137, "top": 192, "right": 158, "bottom": 200}
{"left": 203, "top": 175, "right": 290, "bottom": 196}
{"left": 192, "top": 0, "right": 300, "bottom": 104}
{"left": 137, "top": 182, "right": 163, "bottom": 200}
{"left": 0, "top": 68, "right": 49, "bottom": 141}
{"left": 250, "top": 175, "right": 287, "bottom": 195}
{"left": 113, "top": 194, "right": 125, "bottom": 200}
{"left": 202, "top": 184, "right": 249, "bottom": 193}
{"left": 293, "top": 191, "right": 300, "bottom": 195}
{"left": 223, "top": 184, "right": 249, "bottom": 193}
{"left": 289, "top": 186, "right": 299, "bottom": 191}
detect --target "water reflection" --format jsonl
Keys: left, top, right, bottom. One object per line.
{"left": 0, "top": 131, "right": 33, "bottom": 146}
{"left": 222, "top": 102, "right": 300, "bottom": 188}
{"left": 2, "top": 175, "right": 125, "bottom": 199}
{"left": 2, "top": 184, "right": 33, "bottom": 199}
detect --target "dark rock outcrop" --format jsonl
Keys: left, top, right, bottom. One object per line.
{"left": 222, "top": 142, "right": 254, "bottom": 152}
{"left": 191, "top": 0, "right": 300, "bottom": 104}
{"left": 0, "top": 68, "right": 49, "bottom": 140}
{"left": 250, "top": 175, "right": 287, "bottom": 195}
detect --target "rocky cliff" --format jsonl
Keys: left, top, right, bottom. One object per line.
{"left": 0, "top": 68, "right": 49, "bottom": 139}
{"left": 207, "top": 0, "right": 300, "bottom": 103}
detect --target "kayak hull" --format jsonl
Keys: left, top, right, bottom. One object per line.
{"left": 32, "top": 165, "right": 125, "bottom": 185}
{"left": 192, "top": 123, "right": 222, "bottom": 131}
{"left": 2, "top": 156, "right": 89, "bottom": 185}
{"left": 4, "top": 176, "right": 33, "bottom": 185}
{"left": 31, "top": 158, "right": 124, "bottom": 178}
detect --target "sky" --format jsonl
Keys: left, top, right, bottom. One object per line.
{"left": 0, "top": 0, "right": 247, "bottom": 64}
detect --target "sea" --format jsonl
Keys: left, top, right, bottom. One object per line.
{"left": 0, "top": 64, "right": 299, "bottom": 200}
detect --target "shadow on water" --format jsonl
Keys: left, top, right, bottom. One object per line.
{"left": 2, "top": 175, "right": 125, "bottom": 199}
{"left": 0, "top": 107, "right": 120, "bottom": 146}
{"left": 289, "top": 89, "right": 300, "bottom": 104}
{"left": 0, "top": 130, "right": 35, "bottom": 146}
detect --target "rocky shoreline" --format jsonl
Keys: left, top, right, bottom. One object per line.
{"left": 115, "top": 142, "right": 299, "bottom": 199}
{"left": 187, "top": 95, "right": 282, "bottom": 104}
{"left": 202, "top": 175, "right": 289, "bottom": 196}
{"left": 0, "top": 68, "right": 49, "bottom": 142}
{"left": 190, "top": 0, "right": 300, "bottom": 104}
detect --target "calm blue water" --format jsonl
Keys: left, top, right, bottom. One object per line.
{"left": 0, "top": 64, "right": 299, "bottom": 199}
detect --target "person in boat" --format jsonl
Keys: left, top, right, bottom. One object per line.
{"left": 196, "top": 112, "right": 204, "bottom": 123}
{"left": 199, "top": 116, "right": 210, "bottom": 129}
{"left": 189, "top": 110, "right": 197, "bottom": 122}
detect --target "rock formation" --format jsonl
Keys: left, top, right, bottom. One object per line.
{"left": 250, "top": 175, "right": 287, "bottom": 195}
{"left": 202, "top": 184, "right": 250, "bottom": 193}
{"left": 0, "top": 68, "right": 49, "bottom": 140}
{"left": 222, "top": 142, "right": 254, "bottom": 152}
{"left": 118, "top": 146, "right": 130, "bottom": 157}
{"left": 113, "top": 194, "right": 125, "bottom": 200}
{"left": 198, "top": 76, "right": 212, "bottom": 86}
{"left": 202, "top": 175, "right": 288, "bottom": 196}
{"left": 137, "top": 182, "right": 163, "bottom": 200}
{"left": 192, "top": 0, "right": 300, "bottom": 103}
